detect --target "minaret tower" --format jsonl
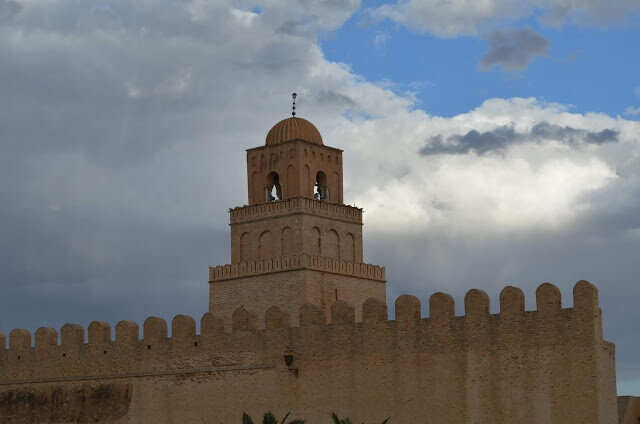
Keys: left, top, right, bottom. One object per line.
{"left": 209, "top": 95, "right": 386, "bottom": 326}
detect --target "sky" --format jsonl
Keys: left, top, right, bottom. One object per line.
{"left": 0, "top": 0, "right": 639, "bottom": 395}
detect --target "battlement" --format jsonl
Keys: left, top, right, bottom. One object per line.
{"left": 0, "top": 281, "right": 606, "bottom": 387}
{"left": 229, "top": 197, "right": 362, "bottom": 224}
{"left": 208, "top": 253, "right": 386, "bottom": 282}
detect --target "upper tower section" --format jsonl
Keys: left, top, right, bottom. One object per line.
{"left": 212, "top": 97, "right": 384, "bottom": 324}
{"left": 246, "top": 114, "right": 343, "bottom": 205}
{"left": 228, "top": 96, "right": 363, "bottom": 265}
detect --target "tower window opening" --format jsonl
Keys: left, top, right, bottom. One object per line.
{"left": 314, "top": 171, "right": 329, "bottom": 201}
{"left": 265, "top": 172, "right": 283, "bottom": 202}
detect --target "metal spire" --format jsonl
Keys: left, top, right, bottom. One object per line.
{"left": 291, "top": 92, "right": 297, "bottom": 117}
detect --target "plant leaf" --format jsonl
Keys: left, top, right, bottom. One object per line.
{"left": 262, "top": 412, "right": 277, "bottom": 424}
{"left": 280, "top": 412, "right": 290, "bottom": 424}
{"left": 242, "top": 412, "right": 254, "bottom": 424}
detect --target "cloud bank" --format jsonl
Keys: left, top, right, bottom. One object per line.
{"left": 420, "top": 122, "right": 618, "bottom": 156}
{"left": 368, "top": 0, "right": 640, "bottom": 37}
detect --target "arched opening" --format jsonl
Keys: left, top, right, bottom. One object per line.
{"left": 251, "top": 171, "right": 261, "bottom": 204}
{"left": 240, "top": 232, "right": 251, "bottom": 262}
{"left": 302, "top": 165, "right": 310, "bottom": 197}
{"left": 314, "top": 171, "right": 329, "bottom": 201}
{"left": 281, "top": 227, "right": 293, "bottom": 257}
{"left": 344, "top": 233, "right": 355, "bottom": 262}
{"left": 331, "top": 172, "right": 341, "bottom": 203}
{"left": 259, "top": 231, "right": 273, "bottom": 260}
{"left": 311, "top": 227, "right": 321, "bottom": 256}
{"left": 265, "top": 172, "right": 283, "bottom": 202}
{"left": 286, "top": 165, "right": 296, "bottom": 198}
{"left": 325, "top": 229, "right": 339, "bottom": 259}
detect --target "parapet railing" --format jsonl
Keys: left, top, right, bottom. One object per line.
{"left": 229, "top": 197, "right": 362, "bottom": 224}
{"left": 208, "top": 254, "right": 386, "bottom": 282}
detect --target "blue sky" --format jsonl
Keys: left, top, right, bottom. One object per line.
{"left": 1, "top": 0, "right": 640, "bottom": 399}
{"left": 321, "top": 2, "right": 640, "bottom": 118}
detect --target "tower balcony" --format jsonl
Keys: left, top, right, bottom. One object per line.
{"left": 229, "top": 196, "right": 362, "bottom": 225}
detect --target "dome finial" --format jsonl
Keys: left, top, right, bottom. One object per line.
{"left": 291, "top": 92, "right": 297, "bottom": 117}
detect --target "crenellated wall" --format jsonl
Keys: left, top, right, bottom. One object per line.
{"left": 0, "top": 281, "right": 617, "bottom": 424}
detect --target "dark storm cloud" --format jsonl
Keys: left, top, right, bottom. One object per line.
{"left": 421, "top": 127, "right": 518, "bottom": 156}
{"left": 0, "top": 0, "right": 20, "bottom": 22}
{"left": 0, "top": 0, "right": 328, "bottom": 337}
{"left": 419, "top": 122, "right": 619, "bottom": 156}
{"left": 480, "top": 28, "right": 550, "bottom": 71}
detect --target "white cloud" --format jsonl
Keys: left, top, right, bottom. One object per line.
{"left": 333, "top": 97, "right": 634, "bottom": 236}
{"left": 626, "top": 106, "right": 640, "bottom": 116}
{"left": 368, "top": 0, "right": 640, "bottom": 37}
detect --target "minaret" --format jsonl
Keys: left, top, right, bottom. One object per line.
{"left": 209, "top": 96, "right": 386, "bottom": 327}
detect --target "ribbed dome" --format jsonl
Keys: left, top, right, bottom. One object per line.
{"left": 265, "top": 117, "right": 323, "bottom": 146}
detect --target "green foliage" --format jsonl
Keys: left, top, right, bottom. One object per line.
{"left": 240, "top": 412, "right": 386, "bottom": 424}
{"left": 263, "top": 412, "right": 277, "bottom": 424}
{"left": 331, "top": 412, "right": 389, "bottom": 424}
{"left": 241, "top": 411, "right": 305, "bottom": 424}
{"left": 242, "top": 412, "right": 254, "bottom": 424}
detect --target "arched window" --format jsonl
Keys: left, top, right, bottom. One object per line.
{"left": 265, "top": 172, "right": 283, "bottom": 202}
{"left": 331, "top": 172, "right": 340, "bottom": 203}
{"left": 325, "top": 229, "right": 339, "bottom": 259}
{"left": 240, "top": 232, "right": 251, "bottom": 262}
{"left": 259, "top": 231, "right": 273, "bottom": 260}
{"left": 314, "top": 171, "right": 329, "bottom": 201}
{"left": 251, "top": 171, "right": 261, "bottom": 204}
{"left": 311, "top": 227, "right": 321, "bottom": 256}
{"left": 344, "top": 233, "right": 355, "bottom": 262}
{"left": 281, "top": 227, "right": 293, "bottom": 257}
{"left": 302, "top": 165, "right": 311, "bottom": 197}
{"left": 286, "top": 165, "right": 295, "bottom": 199}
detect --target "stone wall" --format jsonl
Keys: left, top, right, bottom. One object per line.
{"left": 0, "top": 281, "right": 617, "bottom": 424}
{"left": 618, "top": 396, "right": 640, "bottom": 424}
